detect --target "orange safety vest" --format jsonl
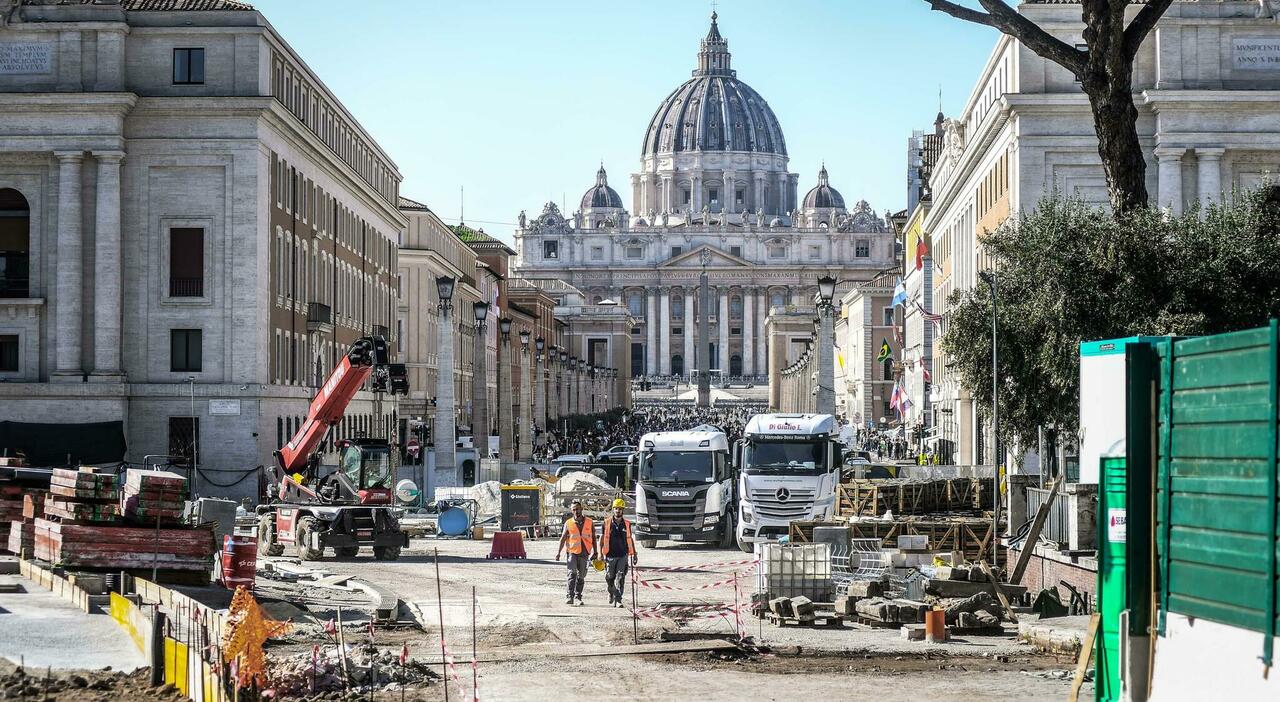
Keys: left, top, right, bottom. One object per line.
{"left": 564, "top": 517, "right": 595, "bottom": 555}
{"left": 601, "top": 516, "right": 635, "bottom": 558}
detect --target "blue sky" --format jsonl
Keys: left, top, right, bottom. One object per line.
{"left": 254, "top": 0, "right": 997, "bottom": 242}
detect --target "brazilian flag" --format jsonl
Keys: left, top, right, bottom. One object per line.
{"left": 876, "top": 338, "right": 891, "bottom": 363}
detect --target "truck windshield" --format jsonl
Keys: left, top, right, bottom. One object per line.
{"left": 360, "top": 447, "right": 393, "bottom": 489}
{"left": 743, "top": 440, "right": 826, "bottom": 475}
{"left": 639, "top": 451, "right": 715, "bottom": 483}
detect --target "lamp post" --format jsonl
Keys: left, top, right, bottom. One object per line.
{"left": 546, "top": 345, "right": 558, "bottom": 426}
{"left": 498, "top": 317, "right": 514, "bottom": 464}
{"left": 435, "top": 275, "right": 457, "bottom": 486}
{"left": 518, "top": 329, "right": 532, "bottom": 461}
{"left": 472, "top": 301, "right": 490, "bottom": 461}
{"left": 814, "top": 275, "right": 838, "bottom": 416}
{"left": 534, "top": 336, "right": 546, "bottom": 451}
{"left": 570, "top": 357, "right": 580, "bottom": 416}
{"left": 559, "top": 350, "right": 569, "bottom": 421}
{"left": 979, "top": 269, "right": 1002, "bottom": 558}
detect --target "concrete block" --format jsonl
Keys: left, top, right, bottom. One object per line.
{"left": 834, "top": 596, "right": 858, "bottom": 616}
{"left": 884, "top": 602, "right": 900, "bottom": 623}
{"left": 856, "top": 597, "right": 888, "bottom": 620}
{"left": 790, "top": 595, "right": 815, "bottom": 618}
{"left": 897, "top": 534, "right": 929, "bottom": 550}
{"left": 895, "top": 600, "right": 928, "bottom": 623}
{"left": 844, "top": 579, "right": 883, "bottom": 598}
{"left": 769, "top": 597, "right": 792, "bottom": 618}
{"left": 957, "top": 611, "right": 981, "bottom": 629}
{"left": 900, "top": 624, "right": 926, "bottom": 641}
{"left": 889, "top": 551, "right": 906, "bottom": 567}
{"left": 974, "top": 611, "right": 1001, "bottom": 627}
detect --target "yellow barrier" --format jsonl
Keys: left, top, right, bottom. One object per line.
{"left": 109, "top": 592, "right": 147, "bottom": 653}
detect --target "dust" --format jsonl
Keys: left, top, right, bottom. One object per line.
{"left": 476, "top": 620, "right": 555, "bottom": 646}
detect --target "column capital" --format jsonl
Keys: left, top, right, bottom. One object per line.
{"left": 93, "top": 150, "right": 126, "bottom": 163}
{"left": 1195, "top": 147, "right": 1226, "bottom": 160}
{"left": 54, "top": 150, "right": 85, "bottom": 163}
{"left": 1153, "top": 146, "right": 1186, "bottom": 160}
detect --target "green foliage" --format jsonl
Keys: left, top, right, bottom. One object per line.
{"left": 941, "top": 188, "right": 1280, "bottom": 446}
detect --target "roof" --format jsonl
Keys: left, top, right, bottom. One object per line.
{"left": 580, "top": 166, "right": 624, "bottom": 210}
{"left": 397, "top": 195, "right": 430, "bottom": 211}
{"left": 802, "top": 166, "right": 845, "bottom": 210}
{"left": 639, "top": 430, "right": 730, "bottom": 452}
{"left": 449, "top": 223, "right": 499, "bottom": 244}
{"left": 121, "top": 0, "right": 254, "bottom": 10}
{"left": 744, "top": 413, "right": 836, "bottom": 437}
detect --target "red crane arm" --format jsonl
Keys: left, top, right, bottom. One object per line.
{"left": 277, "top": 348, "right": 374, "bottom": 474}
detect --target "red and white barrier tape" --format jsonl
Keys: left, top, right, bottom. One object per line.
{"left": 441, "top": 641, "right": 479, "bottom": 702}
{"left": 636, "top": 558, "right": 758, "bottom": 573}
{"left": 637, "top": 561, "right": 756, "bottom": 591}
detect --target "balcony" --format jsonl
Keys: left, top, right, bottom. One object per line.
{"left": 306, "top": 302, "right": 333, "bottom": 333}
{"left": 168, "top": 277, "right": 203, "bottom": 298}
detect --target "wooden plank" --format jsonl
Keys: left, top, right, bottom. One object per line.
{"left": 1069, "top": 613, "right": 1101, "bottom": 702}
{"left": 1010, "top": 478, "right": 1059, "bottom": 584}
{"left": 977, "top": 561, "right": 1019, "bottom": 623}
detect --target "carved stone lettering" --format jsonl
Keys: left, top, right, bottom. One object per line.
{"left": 0, "top": 43, "right": 53, "bottom": 75}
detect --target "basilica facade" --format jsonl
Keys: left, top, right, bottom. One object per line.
{"left": 513, "top": 13, "right": 896, "bottom": 381}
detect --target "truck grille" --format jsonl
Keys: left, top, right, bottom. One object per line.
{"left": 750, "top": 488, "right": 815, "bottom": 521}
{"left": 644, "top": 490, "right": 705, "bottom": 528}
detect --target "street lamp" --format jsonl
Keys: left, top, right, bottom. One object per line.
{"left": 499, "top": 317, "right": 512, "bottom": 338}
{"left": 472, "top": 301, "right": 490, "bottom": 460}
{"left": 519, "top": 329, "right": 530, "bottom": 351}
{"left": 811, "top": 275, "right": 839, "bottom": 416}
{"left": 473, "top": 301, "right": 489, "bottom": 326}
{"left": 517, "top": 329, "right": 532, "bottom": 460}
{"left": 497, "top": 317, "right": 513, "bottom": 464}
{"left": 435, "top": 275, "right": 457, "bottom": 485}
{"left": 979, "top": 269, "right": 1001, "bottom": 562}
{"left": 533, "top": 336, "right": 546, "bottom": 446}
{"left": 816, "top": 275, "right": 837, "bottom": 307}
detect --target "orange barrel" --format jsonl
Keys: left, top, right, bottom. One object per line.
{"left": 924, "top": 608, "right": 947, "bottom": 643}
{"left": 221, "top": 534, "right": 258, "bottom": 591}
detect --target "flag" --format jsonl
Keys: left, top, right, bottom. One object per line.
{"left": 915, "top": 233, "right": 930, "bottom": 271}
{"left": 891, "top": 278, "right": 907, "bottom": 308}
{"left": 323, "top": 619, "right": 336, "bottom": 637}
{"left": 899, "top": 381, "right": 913, "bottom": 412}
{"left": 400, "top": 642, "right": 409, "bottom": 666}
{"left": 889, "top": 383, "right": 901, "bottom": 413}
{"left": 836, "top": 351, "right": 845, "bottom": 372}
{"left": 921, "top": 360, "right": 932, "bottom": 384}
{"left": 876, "top": 338, "right": 891, "bottom": 363}
{"left": 915, "top": 301, "right": 943, "bottom": 330}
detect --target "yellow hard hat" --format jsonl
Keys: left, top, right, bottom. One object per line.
{"left": 612, "top": 498, "right": 626, "bottom": 509}
{"left": 592, "top": 558, "right": 606, "bottom": 571}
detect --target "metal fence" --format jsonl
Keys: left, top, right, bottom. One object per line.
{"left": 1027, "top": 485, "right": 1071, "bottom": 545}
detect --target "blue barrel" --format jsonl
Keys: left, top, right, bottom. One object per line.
{"left": 438, "top": 506, "right": 471, "bottom": 536}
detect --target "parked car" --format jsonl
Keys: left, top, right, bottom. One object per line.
{"left": 551, "top": 454, "right": 592, "bottom": 469}
{"left": 597, "top": 445, "right": 636, "bottom": 463}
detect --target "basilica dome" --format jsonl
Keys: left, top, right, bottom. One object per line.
{"left": 640, "top": 13, "right": 786, "bottom": 159}
{"left": 580, "top": 165, "right": 624, "bottom": 210}
{"left": 802, "top": 165, "right": 845, "bottom": 210}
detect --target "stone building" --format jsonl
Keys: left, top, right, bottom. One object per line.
{"left": 511, "top": 13, "right": 896, "bottom": 384}
{"left": 0, "top": 0, "right": 402, "bottom": 500}
{"left": 835, "top": 274, "right": 899, "bottom": 428}
{"left": 925, "top": 0, "right": 1280, "bottom": 467}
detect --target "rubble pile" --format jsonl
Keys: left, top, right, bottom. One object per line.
{"left": 268, "top": 644, "right": 439, "bottom": 698}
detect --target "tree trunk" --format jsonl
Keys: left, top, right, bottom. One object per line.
{"left": 1080, "top": 0, "right": 1150, "bottom": 214}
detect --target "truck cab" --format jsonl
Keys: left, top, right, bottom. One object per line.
{"left": 735, "top": 413, "right": 841, "bottom": 552}
{"left": 633, "top": 429, "right": 735, "bottom": 548}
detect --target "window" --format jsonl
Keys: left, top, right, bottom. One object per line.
{"left": 0, "top": 188, "right": 31, "bottom": 299}
{"left": 731, "top": 327, "right": 741, "bottom": 336}
{"left": 883, "top": 307, "right": 894, "bottom": 326}
{"left": 883, "top": 400, "right": 892, "bottom": 418}
{"left": 673, "top": 327, "right": 683, "bottom": 336}
{"left": 708, "top": 188, "right": 719, "bottom": 204}
{"left": 168, "top": 417, "right": 199, "bottom": 465}
{"left": 855, "top": 239, "right": 870, "bottom": 258}
{"left": 627, "top": 293, "right": 643, "bottom": 317}
{"left": 730, "top": 246, "right": 742, "bottom": 258}
{"left": 626, "top": 246, "right": 643, "bottom": 259}
{"left": 883, "top": 359, "right": 893, "bottom": 381}
{"left": 0, "top": 334, "right": 16, "bottom": 372}
{"left": 682, "top": 190, "right": 691, "bottom": 205}
{"left": 173, "top": 48, "right": 205, "bottom": 85}
{"left": 730, "top": 296, "right": 743, "bottom": 319}
{"left": 809, "top": 245, "right": 821, "bottom": 259}
{"left": 591, "top": 246, "right": 603, "bottom": 261}
{"left": 671, "top": 246, "right": 682, "bottom": 258}
{"left": 736, "top": 189, "right": 745, "bottom": 206}
{"left": 768, "top": 245, "right": 786, "bottom": 259}
{"left": 673, "top": 298, "right": 684, "bottom": 317}
{"left": 169, "top": 227, "right": 204, "bottom": 297}
{"left": 543, "top": 240, "right": 558, "bottom": 259}
{"left": 171, "top": 329, "right": 202, "bottom": 372}
{"left": 770, "top": 292, "right": 785, "bottom": 307}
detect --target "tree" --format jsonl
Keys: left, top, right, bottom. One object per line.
{"left": 941, "top": 188, "right": 1280, "bottom": 449}
{"left": 926, "top": 0, "right": 1174, "bottom": 214}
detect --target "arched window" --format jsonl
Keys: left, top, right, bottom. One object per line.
{"left": 626, "top": 291, "right": 643, "bottom": 317}
{"left": 671, "top": 354, "right": 684, "bottom": 375}
{"left": 592, "top": 295, "right": 603, "bottom": 304}
{"left": 729, "top": 354, "right": 742, "bottom": 376}
{"left": 672, "top": 296, "right": 684, "bottom": 318}
{"left": 730, "top": 295, "right": 743, "bottom": 320}
{"left": 0, "top": 189, "right": 31, "bottom": 298}
{"left": 770, "top": 291, "right": 785, "bottom": 308}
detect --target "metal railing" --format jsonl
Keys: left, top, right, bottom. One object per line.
{"left": 1026, "top": 485, "right": 1071, "bottom": 545}
{"left": 169, "top": 276, "right": 203, "bottom": 298}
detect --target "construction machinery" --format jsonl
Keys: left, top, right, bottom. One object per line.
{"left": 257, "top": 336, "right": 410, "bottom": 561}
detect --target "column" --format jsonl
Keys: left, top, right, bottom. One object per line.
{"left": 646, "top": 289, "right": 657, "bottom": 375}
{"left": 1155, "top": 147, "right": 1185, "bottom": 215}
{"left": 473, "top": 325, "right": 488, "bottom": 459}
{"left": 662, "top": 176, "right": 673, "bottom": 213}
{"left": 776, "top": 172, "right": 789, "bottom": 215}
{"left": 92, "top": 151, "right": 125, "bottom": 379}
{"left": 519, "top": 347, "right": 532, "bottom": 460}
{"left": 683, "top": 290, "right": 695, "bottom": 379}
{"left": 53, "top": 151, "right": 84, "bottom": 379}
{"left": 718, "top": 288, "right": 729, "bottom": 373}
{"left": 753, "top": 173, "right": 764, "bottom": 214}
{"left": 659, "top": 287, "right": 671, "bottom": 375}
{"left": 533, "top": 353, "right": 544, "bottom": 444}
{"left": 742, "top": 288, "right": 754, "bottom": 376}
{"left": 1196, "top": 147, "right": 1225, "bottom": 209}
{"left": 757, "top": 290, "right": 768, "bottom": 382}
{"left": 692, "top": 175, "right": 702, "bottom": 213}
{"left": 723, "top": 172, "right": 735, "bottom": 214}
{"left": 498, "top": 339, "right": 513, "bottom": 463}
{"left": 436, "top": 309, "right": 456, "bottom": 479}
{"left": 816, "top": 310, "right": 836, "bottom": 415}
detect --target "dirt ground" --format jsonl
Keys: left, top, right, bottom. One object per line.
{"left": 253, "top": 535, "right": 1091, "bottom": 701}
{"left": 0, "top": 661, "right": 185, "bottom": 702}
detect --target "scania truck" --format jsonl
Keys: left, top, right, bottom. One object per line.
{"left": 633, "top": 428, "right": 736, "bottom": 548}
{"left": 734, "top": 413, "right": 842, "bottom": 552}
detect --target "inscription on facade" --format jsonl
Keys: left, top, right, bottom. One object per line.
{"left": 0, "top": 43, "right": 53, "bottom": 74}
{"left": 1233, "top": 37, "right": 1280, "bottom": 71}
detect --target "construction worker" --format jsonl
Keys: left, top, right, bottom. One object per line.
{"left": 555, "top": 499, "right": 597, "bottom": 606}
{"left": 600, "top": 497, "right": 637, "bottom": 607}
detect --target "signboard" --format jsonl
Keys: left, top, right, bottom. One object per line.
{"left": 0, "top": 43, "right": 53, "bottom": 75}
{"left": 1107, "top": 508, "right": 1127, "bottom": 544}
{"left": 209, "top": 399, "right": 241, "bottom": 416}
{"left": 1232, "top": 37, "right": 1280, "bottom": 71}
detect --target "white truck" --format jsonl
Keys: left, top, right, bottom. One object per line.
{"left": 633, "top": 429, "right": 736, "bottom": 548}
{"left": 734, "top": 413, "right": 842, "bottom": 552}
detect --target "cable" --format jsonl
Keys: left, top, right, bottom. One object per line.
{"left": 195, "top": 465, "right": 263, "bottom": 489}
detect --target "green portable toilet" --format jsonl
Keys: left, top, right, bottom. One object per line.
{"left": 1097, "top": 446, "right": 1127, "bottom": 701}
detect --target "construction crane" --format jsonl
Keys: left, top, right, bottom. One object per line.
{"left": 257, "top": 336, "right": 411, "bottom": 561}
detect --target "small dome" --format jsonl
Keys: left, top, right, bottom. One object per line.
{"left": 803, "top": 165, "right": 845, "bottom": 210}
{"left": 580, "top": 165, "right": 624, "bottom": 210}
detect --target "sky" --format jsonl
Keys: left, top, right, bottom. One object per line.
{"left": 253, "top": 0, "right": 998, "bottom": 243}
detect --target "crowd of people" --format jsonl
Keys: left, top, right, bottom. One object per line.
{"left": 534, "top": 403, "right": 767, "bottom": 463}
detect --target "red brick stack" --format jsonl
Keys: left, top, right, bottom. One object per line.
{"left": 0, "top": 484, "right": 22, "bottom": 553}
{"left": 121, "top": 470, "right": 188, "bottom": 525}
{"left": 4, "top": 491, "right": 43, "bottom": 556}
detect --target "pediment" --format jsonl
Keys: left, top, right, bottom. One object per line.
{"left": 659, "top": 244, "right": 752, "bottom": 269}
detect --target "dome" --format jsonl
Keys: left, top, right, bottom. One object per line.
{"left": 580, "top": 165, "right": 624, "bottom": 210}
{"left": 803, "top": 165, "right": 845, "bottom": 210}
{"left": 640, "top": 13, "right": 786, "bottom": 158}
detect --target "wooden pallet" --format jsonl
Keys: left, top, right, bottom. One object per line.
{"left": 765, "top": 612, "right": 845, "bottom": 628}
{"left": 837, "top": 478, "right": 989, "bottom": 518}
{"left": 846, "top": 518, "right": 1005, "bottom": 566}
{"left": 852, "top": 615, "right": 901, "bottom": 629}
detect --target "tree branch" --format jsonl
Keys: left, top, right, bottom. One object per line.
{"left": 926, "top": 0, "right": 1087, "bottom": 76}
{"left": 1123, "top": 0, "right": 1174, "bottom": 59}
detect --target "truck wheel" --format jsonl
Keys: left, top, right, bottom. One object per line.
{"left": 258, "top": 515, "right": 284, "bottom": 557}
{"left": 373, "top": 545, "right": 401, "bottom": 561}
{"left": 640, "top": 539, "right": 657, "bottom": 549}
{"left": 334, "top": 546, "right": 359, "bottom": 558}
{"left": 718, "top": 513, "right": 736, "bottom": 550}
{"left": 295, "top": 516, "right": 324, "bottom": 561}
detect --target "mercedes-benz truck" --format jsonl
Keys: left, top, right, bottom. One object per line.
{"left": 734, "top": 413, "right": 841, "bottom": 552}
{"left": 633, "top": 428, "right": 736, "bottom": 548}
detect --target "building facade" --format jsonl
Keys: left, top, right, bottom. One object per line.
{"left": 925, "top": 0, "right": 1280, "bottom": 467}
{"left": 511, "top": 13, "right": 896, "bottom": 385}
{"left": 836, "top": 276, "right": 898, "bottom": 428}
{"left": 0, "top": 0, "right": 402, "bottom": 500}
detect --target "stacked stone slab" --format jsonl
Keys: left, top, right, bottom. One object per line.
{"left": 851, "top": 597, "right": 931, "bottom": 625}
{"left": 44, "top": 468, "right": 118, "bottom": 523}
{"left": 121, "top": 470, "right": 188, "bottom": 525}
{"left": 0, "top": 484, "right": 22, "bottom": 553}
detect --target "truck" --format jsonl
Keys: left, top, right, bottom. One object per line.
{"left": 257, "top": 335, "right": 410, "bottom": 561}
{"left": 734, "top": 413, "right": 842, "bottom": 553}
{"left": 633, "top": 428, "right": 736, "bottom": 548}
